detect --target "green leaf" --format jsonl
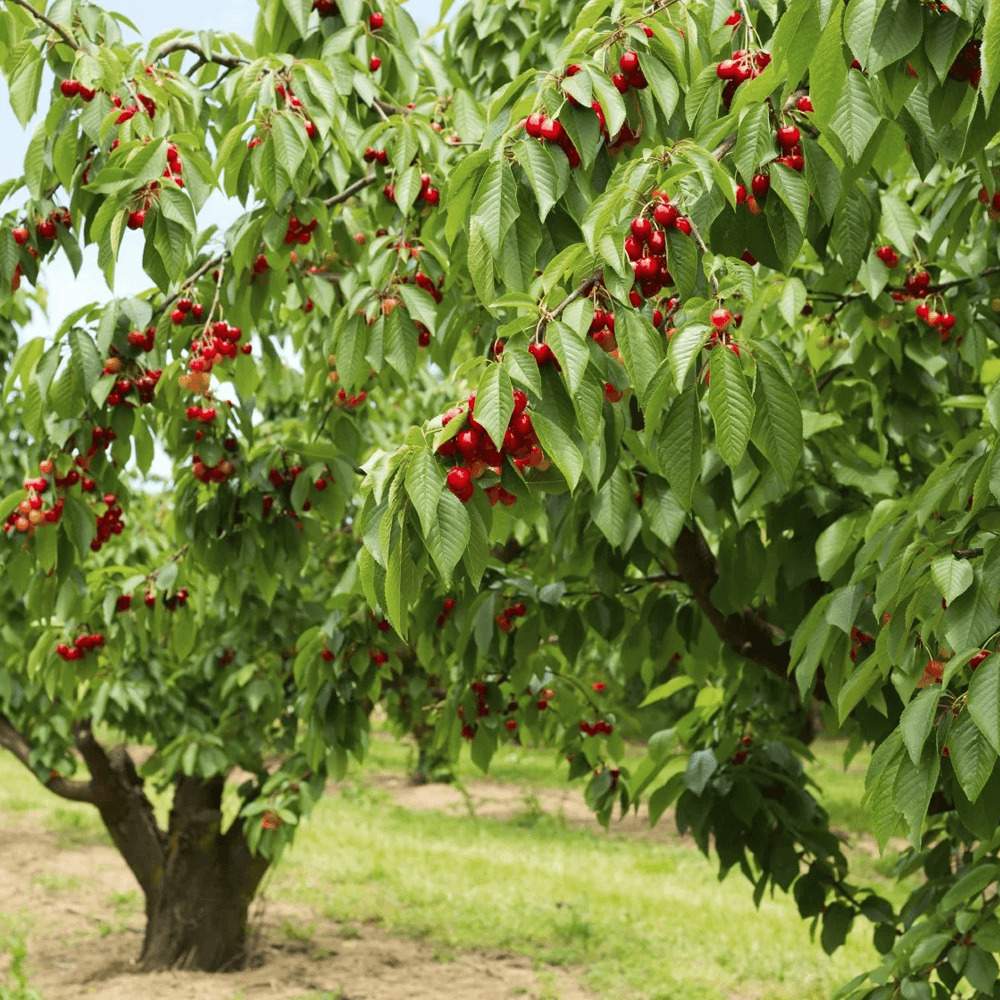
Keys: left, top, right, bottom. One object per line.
{"left": 658, "top": 386, "right": 702, "bottom": 508}
{"left": 931, "top": 557, "right": 975, "bottom": 604}
{"left": 617, "top": 310, "right": 664, "bottom": 405}
{"left": 587, "top": 67, "right": 627, "bottom": 137}
{"left": 984, "top": 0, "right": 1000, "bottom": 109}
{"left": 733, "top": 105, "right": 772, "bottom": 185}
{"left": 965, "top": 947, "right": 1000, "bottom": 994}
{"left": 751, "top": 359, "right": 802, "bottom": 487}
{"left": 668, "top": 323, "right": 709, "bottom": 390}
{"left": 474, "top": 364, "right": 514, "bottom": 452}
{"left": 708, "top": 348, "right": 755, "bottom": 468}
{"left": 945, "top": 582, "right": 1000, "bottom": 656}
{"left": 8, "top": 43, "right": 43, "bottom": 127}
{"left": 969, "top": 659, "right": 1000, "bottom": 755}
{"left": 950, "top": 712, "right": 997, "bottom": 804}
{"left": 590, "top": 466, "right": 630, "bottom": 548}
{"left": 640, "top": 55, "right": 680, "bottom": 124}
{"left": 426, "top": 490, "right": 471, "bottom": 583}
{"left": 684, "top": 749, "right": 717, "bottom": 795}
{"left": 404, "top": 450, "right": 442, "bottom": 539}
{"left": 941, "top": 864, "right": 1000, "bottom": 911}
{"left": 639, "top": 675, "right": 694, "bottom": 708}
{"left": 830, "top": 71, "right": 880, "bottom": 162}
{"left": 517, "top": 140, "right": 566, "bottom": 222}
{"left": 820, "top": 903, "right": 854, "bottom": 956}
{"left": 900, "top": 688, "right": 941, "bottom": 767}
{"left": 770, "top": 164, "right": 809, "bottom": 231}
{"left": 531, "top": 411, "right": 583, "bottom": 490}
{"left": 880, "top": 190, "right": 920, "bottom": 254}
{"left": 471, "top": 159, "right": 519, "bottom": 261}
{"left": 892, "top": 744, "right": 940, "bottom": 843}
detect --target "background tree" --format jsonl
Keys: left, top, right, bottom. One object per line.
{"left": 5, "top": 0, "right": 1000, "bottom": 995}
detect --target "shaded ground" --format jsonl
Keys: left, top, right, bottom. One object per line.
{"left": 0, "top": 809, "right": 590, "bottom": 1000}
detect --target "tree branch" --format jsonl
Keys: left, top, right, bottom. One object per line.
{"left": 3, "top": 0, "right": 78, "bottom": 50}
{"left": 323, "top": 173, "right": 377, "bottom": 207}
{"left": 672, "top": 524, "right": 790, "bottom": 678}
{"left": 153, "top": 40, "right": 246, "bottom": 69}
{"left": 0, "top": 713, "right": 95, "bottom": 803}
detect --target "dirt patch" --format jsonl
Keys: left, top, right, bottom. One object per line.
{"left": 0, "top": 812, "right": 591, "bottom": 1000}
{"left": 361, "top": 772, "right": 678, "bottom": 842}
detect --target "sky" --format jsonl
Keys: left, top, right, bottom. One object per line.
{"left": 0, "top": 0, "right": 441, "bottom": 337}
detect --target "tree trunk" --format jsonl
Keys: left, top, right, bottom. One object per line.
{"left": 138, "top": 776, "right": 269, "bottom": 972}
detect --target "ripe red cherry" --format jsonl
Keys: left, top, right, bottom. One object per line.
{"left": 647, "top": 230, "right": 665, "bottom": 256}
{"left": 611, "top": 73, "right": 629, "bottom": 94}
{"left": 673, "top": 216, "right": 692, "bottom": 235}
{"left": 127, "top": 210, "right": 146, "bottom": 230}
{"left": 525, "top": 112, "right": 545, "bottom": 137}
{"left": 504, "top": 718, "right": 518, "bottom": 732}
{"left": 619, "top": 50, "right": 640, "bottom": 74}
{"left": 369, "top": 56, "right": 382, "bottom": 72}
{"left": 710, "top": 307, "right": 733, "bottom": 329}
{"left": 512, "top": 388, "right": 528, "bottom": 415}
{"left": 455, "top": 427, "right": 482, "bottom": 460}
{"left": 539, "top": 117, "right": 563, "bottom": 142}
{"left": 796, "top": 95, "right": 814, "bottom": 112}
{"left": 59, "top": 79, "right": 80, "bottom": 98}
{"left": 624, "top": 235, "right": 643, "bottom": 261}
{"left": 653, "top": 201, "right": 678, "bottom": 226}
{"left": 11, "top": 226, "right": 29, "bottom": 245}
{"left": 635, "top": 257, "right": 659, "bottom": 280}
{"left": 170, "top": 309, "right": 186, "bottom": 325}
{"left": 446, "top": 466, "right": 473, "bottom": 502}
{"left": 630, "top": 216, "right": 653, "bottom": 243}
{"left": 528, "top": 341, "right": 556, "bottom": 365}
{"left": 369, "top": 11, "right": 384, "bottom": 29}
{"left": 751, "top": 173, "right": 770, "bottom": 198}
{"left": 36, "top": 219, "right": 56, "bottom": 240}
{"left": 776, "top": 125, "right": 800, "bottom": 150}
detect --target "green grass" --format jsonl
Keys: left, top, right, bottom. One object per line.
{"left": 0, "top": 736, "right": 902, "bottom": 1000}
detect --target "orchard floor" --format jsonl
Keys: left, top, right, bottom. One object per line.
{"left": 0, "top": 737, "right": 900, "bottom": 1000}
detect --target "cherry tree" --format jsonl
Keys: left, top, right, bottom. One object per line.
{"left": 3, "top": 0, "right": 1000, "bottom": 993}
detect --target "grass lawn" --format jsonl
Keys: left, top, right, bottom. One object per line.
{"left": 0, "top": 735, "right": 900, "bottom": 1000}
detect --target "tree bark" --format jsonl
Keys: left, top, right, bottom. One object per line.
{"left": 138, "top": 776, "right": 269, "bottom": 971}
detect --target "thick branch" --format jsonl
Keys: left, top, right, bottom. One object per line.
{"left": 4, "top": 0, "right": 78, "bottom": 50}
{"left": 672, "top": 524, "right": 790, "bottom": 678}
{"left": 74, "top": 723, "right": 165, "bottom": 896}
{"left": 0, "top": 713, "right": 95, "bottom": 803}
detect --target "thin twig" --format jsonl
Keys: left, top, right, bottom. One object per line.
{"left": 4, "top": 0, "right": 78, "bottom": 50}
{"left": 153, "top": 40, "right": 246, "bottom": 69}
{"left": 536, "top": 272, "right": 602, "bottom": 341}
{"left": 323, "top": 174, "right": 377, "bottom": 207}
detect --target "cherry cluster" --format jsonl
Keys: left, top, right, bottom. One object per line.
{"left": 875, "top": 244, "right": 900, "bottom": 269}
{"left": 914, "top": 301, "right": 957, "bottom": 342}
{"left": 382, "top": 172, "right": 441, "bottom": 207}
{"left": 12, "top": 208, "right": 71, "bottom": 247}
{"left": 731, "top": 734, "right": 753, "bottom": 766}
{"left": 275, "top": 83, "right": 318, "bottom": 140}
{"left": 848, "top": 626, "right": 874, "bottom": 663}
{"left": 3, "top": 468, "right": 61, "bottom": 535}
{"left": 495, "top": 601, "right": 527, "bottom": 633}
{"left": 284, "top": 214, "right": 318, "bottom": 246}
{"left": 522, "top": 112, "right": 580, "bottom": 168}
{"left": 977, "top": 187, "right": 1000, "bottom": 218}
{"left": 170, "top": 296, "right": 205, "bottom": 325}
{"left": 708, "top": 307, "right": 741, "bottom": 357}
{"left": 716, "top": 48, "right": 772, "bottom": 108}
{"left": 611, "top": 49, "right": 647, "bottom": 94}
{"left": 362, "top": 146, "right": 389, "bottom": 165}
{"left": 579, "top": 719, "right": 614, "bottom": 737}
{"left": 55, "top": 633, "right": 105, "bottom": 662}
{"left": 192, "top": 455, "right": 236, "bottom": 485}
{"left": 103, "top": 364, "right": 162, "bottom": 408}
{"left": 186, "top": 319, "right": 249, "bottom": 374}
{"left": 949, "top": 39, "right": 981, "bottom": 88}
{"left": 624, "top": 194, "right": 692, "bottom": 300}
{"left": 92, "top": 493, "right": 125, "bottom": 552}
{"left": 124, "top": 145, "right": 185, "bottom": 233}
{"left": 126, "top": 327, "right": 157, "bottom": 352}
{"left": 435, "top": 595, "right": 457, "bottom": 628}
{"left": 335, "top": 387, "right": 368, "bottom": 408}
{"left": 263, "top": 462, "right": 328, "bottom": 515}
{"left": 313, "top": 0, "right": 338, "bottom": 14}
{"left": 439, "top": 388, "right": 547, "bottom": 504}
{"left": 186, "top": 405, "right": 218, "bottom": 424}
{"left": 370, "top": 648, "right": 389, "bottom": 666}
{"left": 58, "top": 79, "right": 97, "bottom": 101}
{"left": 159, "top": 588, "right": 190, "bottom": 611}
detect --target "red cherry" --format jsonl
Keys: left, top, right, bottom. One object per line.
{"left": 446, "top": 466, "right": 474, "bottom": 503}
{"left": 710, "top": 307, "right": 733, "bottom": 330}
{"left": 673, "top": 216, "right": 692, "bottom": 235}
{"left": 619, "top": 50, "right": 640, "bottom": 75}
{"left": 369, "top": 56, "right": 382, "bottom": 72}
{"left": 611, "top": 73, "right": 629, "bottom": 94}
{"left": 505, "top": 719, "right": 518, "bottom": 732}
{"left": 630, "top": 217, "right": 653, "bottom": 243}
{"left": 653, "top": 201, "right": 679, "bottom": 227}
{"left": 776, "top": 125, "right": 800, "bottom": 150}
{"left": 751, "top": 173, "right": 770, "bottom": 198}
{"left": 36, "top": 219, "right": 56, "bottom": 240}
{"left": 525, "top": 112, "right": 545, "bottom": 138}
{"left": 126, "top": 210, "right": 146, "bottom": 230}
{"left": 11, "top": 226, "right": 29, "bottom": 245}
{"left": 539, "top": 117, "right": 563, "bottom": 142}
{"left": 59, "top": 79, "right": 80, "bottom": 98}
{"left": 369, "top": 11, "right": 384, "bottom": 29}
{"left": 796, "top": 95, "right": 814, "bottom": 112}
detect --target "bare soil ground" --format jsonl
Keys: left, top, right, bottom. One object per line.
{"left": 0, "top": 799, "right": 592, "bottom": 1000}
